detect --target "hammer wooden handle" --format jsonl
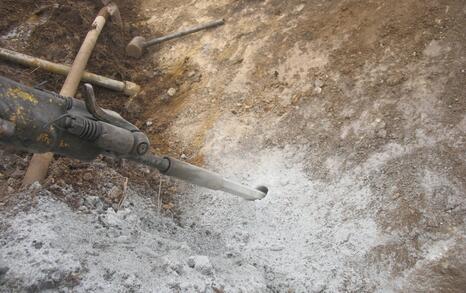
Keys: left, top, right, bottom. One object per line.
{"left": 144, "top": 19, "right": 225, "bottom": 47}
{"left": 23, "top": 4, "right": 115, "bottom": 186}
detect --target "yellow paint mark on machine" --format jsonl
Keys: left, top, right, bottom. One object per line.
{"left": 37, "top": 133, "right": 51, "bottom": 145}
{"left": 10, "top": 106, "right": 27, "bottom": 124}
{"left": 7, "top": 88, "right": 39, "bottom": 105}
{"left": 59, "top": 140, "right": 70, "bottom": 148}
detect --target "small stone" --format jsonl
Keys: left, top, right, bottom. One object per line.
{"left": 0, "top": 266, "right": 9, "bottom": 276}
{"left": 163, "top": 202, "right": 174, "bottom": 210}
{"left": 376, "top": 129, "right": 387, "bottom": 138}
{"left": 189, "top": 71, "right": 202, "bottom": 82}
{"left": 83, "top": 172, "right": 93, "bottom": 181}
{"left": 295, "top": 4, "right": 305, "bottom": 12}
{"left": 108, "top": 186, "right": 122, "bottom": 200}
{"left": 125, "top": 99, "right": 142, "bottom": 115}
{"left": 167, "top": 88, "right": 177, "bottom": 97}
{"left": 187, "top": 255, "right": 213, "bottom": 275}
{"left": 146, "top": 120, "right": 153, "bottom": 127}
{"left": 29, "top": 181, "right": 42, "bottom": 191}
{"left": 7, "top": 186, "right": 14, "bottom": 194}
{"left": 32, "top": 240, "right": 43, "bottom": 249}
{"left": 314, "top": 87, "right": 322, "bottom": 94}
{"left": 280, "top": 178, "right": 290, "bottom": 187}
{"left": 7, "top": 178, "right": 16, "bottom": 186}
{"left": 10, "top": 169, "right": 23, "bottom": 178}
{"left": 180, "top": 154, "right": 187, "bottom": 160}
{"left": 160, "top": 94, "right": 171, "bottom": 103}
{"left": 84, "top": 196, "right": 103, "bottom": 210}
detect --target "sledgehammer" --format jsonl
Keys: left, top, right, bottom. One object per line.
{"left": 126, "top": 19, "right": 225, "bottom": 58}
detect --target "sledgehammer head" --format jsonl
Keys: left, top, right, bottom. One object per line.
{"left": 126, "top": 36, "right": 146, "bottom": 58}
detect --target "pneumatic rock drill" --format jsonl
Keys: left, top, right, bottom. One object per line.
{"left": 0, "top": 76, "right": 267, "bottom": 200}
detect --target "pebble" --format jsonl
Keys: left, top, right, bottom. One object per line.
{"left": 7, "top": 178, "right": 16, "bottom": 186}
{"left": 146, "top": 120, "right": 153, "bottom": 127}
{"left": 84, "top": 196, "right": 103, "bottom": 210}
{"left": 10, "top": 169, "right": 23, "bottom": 178}
{"left": 295, "top": 4, "right": 305, "bottom": 12}
{"left": 376, "top": 129, "right": 387, "bottom": 138}
{"left": 167, "top": 88, "right": 177, "bottom": 97}
{"left": 280, "top": 178, "right": 290, "bottom": 187}
{"left": 180, "top": 154, "right": 187, "bottom": 160}
{"left": 108, "top": 186, "right": 122, "bottom": 201}
{"left": 29, "top": 181, "right": 42, "bottom": 190}
{"left": 32, "top": 240, "right": 43, "bottom": 249}
{"left": 160, "top": 94, "right": 171, "bottom": 103}
{"left": 270, "top": 245, "right": 285, "bottom": 251}
{"left": 0, "top": 266, "right": 9, "bottom": 276}
{"left": 83, "top": 172, "right": 93, "bottom": 181}
{"left": 187, "top": 255, "right": 213, "bottom": 275}
{"left": 78, "top": 206, "right": 88, "bottom": 212}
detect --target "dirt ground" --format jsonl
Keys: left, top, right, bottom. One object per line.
{"left": 1, "top": 0, "right": 465, "bottom": 292}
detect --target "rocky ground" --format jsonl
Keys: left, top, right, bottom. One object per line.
{"left": 1, "top": 0, "right": 465, "bottom": 292}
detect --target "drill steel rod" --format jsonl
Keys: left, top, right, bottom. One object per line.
{"left": 0, "top": 48, "right": 140, "bottom": 96}
{"left": 144, "top": 19, "right": 225, "bottom": 47}
{"left": 131, "top": 154, "right": 267, "bottom": 200}
{"left": 23, "top": 5, "right": 114, "bottom": 186}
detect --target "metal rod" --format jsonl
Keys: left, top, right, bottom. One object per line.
{"left": 131, "top": 154, "right": 267, "bottom": 201}
{"left": 144, "top": 19, "right": 225, "bottom": 47}
{"left": 0, "top": 47, "right": 140, "bottom": 96}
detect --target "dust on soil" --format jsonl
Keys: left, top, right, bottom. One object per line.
{"left": 1, "top": 0, "right": 466, "bottom": 292}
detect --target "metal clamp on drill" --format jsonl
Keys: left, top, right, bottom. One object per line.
{"left": 62, "top": 84, "right": 150, "bottom": 158}
{"left": 0, "top": 76, "right": 267, "bottom": 200}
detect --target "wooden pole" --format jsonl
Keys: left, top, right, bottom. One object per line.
{"left": 0, "top": 48, "right": 140, "bottom": 96}
{"left": 22, "top": 5, "right": 113, "bottom": 186}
